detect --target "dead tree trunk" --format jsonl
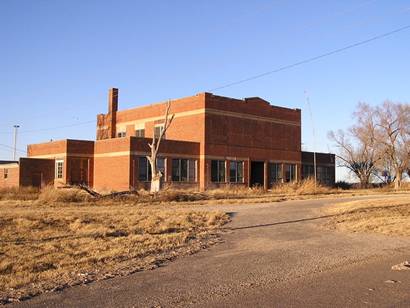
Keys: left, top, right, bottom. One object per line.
{"left": 147, "top": 100, "right": 175, "bottom": 193}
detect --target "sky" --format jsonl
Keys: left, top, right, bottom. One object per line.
{"left": 0, "top": 0, "right": 409, "bottom": 181}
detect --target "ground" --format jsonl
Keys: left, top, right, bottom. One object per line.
{"left": 12, "top": 194, "right": 410, "bottom": 307}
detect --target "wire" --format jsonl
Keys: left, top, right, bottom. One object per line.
{"left": 209, "top": 24, "right": 410, "bottom": 91}
{"left": 1, "top": 24, "right": 409, "bottom": 137}
{"left": 0, "top": 143, "right": 27, "bottom": 154}
{"left": 18, "top": 120, "right": 96, "bottom": 134}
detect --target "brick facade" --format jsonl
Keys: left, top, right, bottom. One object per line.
{"left": 1, "top": 89, "right": 335, "bottom": 191}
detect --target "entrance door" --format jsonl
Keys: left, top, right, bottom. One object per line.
{"left": 250, "top": 161, "right": 264, "bottom": 187}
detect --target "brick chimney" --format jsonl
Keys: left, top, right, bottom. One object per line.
{"left": 108, "top": 88, "right": 118, "bottom": 138}
{"left": 108, "top": 88, "right": 118, "bottom": 114}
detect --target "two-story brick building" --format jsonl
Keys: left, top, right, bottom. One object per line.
{"left": 0, "top": 89, "right": 335, "bottom": 191}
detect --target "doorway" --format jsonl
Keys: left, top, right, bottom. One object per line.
{"left": 250, "top": 161, "right": 264, "bottom": 187}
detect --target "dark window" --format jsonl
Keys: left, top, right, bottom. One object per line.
{"left": 172, "top": 159, "right": 196, "bottom": 182}
{"left": 157, "top": 157, "right": 165, "bottom": 175}
{"left": 229, "top": 161, "right": 244, "bottom": 183}
{"left": 4, "top": 169, "right": 8, "bottom": 179}
{"left": 138, "top": 157, "right": 165, "bottom": 181}
{"left": 317, "top": 166, "right": 331, "bottom": 184}
{"left": 188, "top": 160, "right": 196, "bottom": 182}
{"left": 211, "top": 160, "right": 225, "bottom": 182}
{"left": 138, "top": 157, "right": 150, "bottom": 181}
{"left": 302, "top": 165, "right": 314, "bottom": 180}
{"left": 284, "top": 164, "right": 296, "bottom": 182}
{"left": 135, "top": 129, "right": 145, "bottom": 138}
{"left": 117, "top": 131, "right": 126, "bottom": 138}
{"left": 154, "top": 125, "right": 164, "bottom": 139}
{"left": 269, "top": 163, "right": 281, "bottom": 184}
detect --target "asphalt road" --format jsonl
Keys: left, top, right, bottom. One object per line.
{"left": 17, "top": 195, "right": 410, "bottom": 307}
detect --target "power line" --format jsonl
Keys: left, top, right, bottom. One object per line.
{"left": 0, "top": 143, "right": 27, "bottom": 154}
{"left": 0, "top": 120, "right": 96, "bottom": 135}
{"left": 19, "top": 120, "right": 96, "bottom": 134}
{"left": 209, "top": 24, "right": 410, "bottom": 91}
{"left": 1, "top": 24, "right": 409, "bottom": 137}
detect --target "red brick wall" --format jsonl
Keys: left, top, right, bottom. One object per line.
{"left": 28, "top": 140, "right": 67, "bottom": 157}
{"left": 0, "top": 164, "right": 19, "bottom": 188}
{"left": 19, "top": 158, "right": 55, "bottom": 188}
{"left": 93, "top": 138, "right": 132, "bottom": 191}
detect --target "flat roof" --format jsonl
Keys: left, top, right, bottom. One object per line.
{"left": 0, "top": 160, "right": 18, "bottom": 165}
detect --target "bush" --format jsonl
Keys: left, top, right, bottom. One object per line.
{"left": 38, "top": 186, "right": 90, "bottom": 203}
{"left": 334, "top": 181, "right": 353, "bottom": 190}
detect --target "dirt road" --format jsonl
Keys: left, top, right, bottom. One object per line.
{"left": 16, "top": 195, "right": 410, "bottom": 307}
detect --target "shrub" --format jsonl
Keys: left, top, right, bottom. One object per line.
{"left": 38, "top": 186, "right": 90, "bottom": 203}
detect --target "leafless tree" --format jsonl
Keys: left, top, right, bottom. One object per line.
{"left": 374, "top": 101, "right": 410, "bottom": 189}
{"left": 328, "top": 103, "right": 381, "bottom": 188}
{"left": 147, "top": 100, "right": 175, "bottom": 193}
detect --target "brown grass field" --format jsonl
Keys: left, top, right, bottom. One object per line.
{"left": 0, "top": 189, "right": 229, "bottom": 303}
{"left": 324, "top": 197, "right": 410, "bottom": 236}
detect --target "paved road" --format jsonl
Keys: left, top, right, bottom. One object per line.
{"left": 18, "top": 196, "right": 410, "bottom": 307}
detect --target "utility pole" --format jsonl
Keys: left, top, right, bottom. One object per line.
{"left": 13, "top": 125, "right": 20, "bottom": 161}
{"left": 304, "top": 91, "right": 317, "bottom": 190}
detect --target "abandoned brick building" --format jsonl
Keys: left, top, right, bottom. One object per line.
{"left": 0, "top": 89, "right": 335, "bottom": 191}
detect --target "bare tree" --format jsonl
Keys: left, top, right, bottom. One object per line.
{"left": 374, "top": 101, "right": 410, "bottom": 189}
{"left": 328, "top": 103, "right": 381, "bottom": 188}
{"left": 147, "top": 100, "right": 175, "bottom": 193}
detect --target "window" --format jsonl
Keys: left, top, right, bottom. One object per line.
{"left": 302, "top": 165, "right": 314, "bottom": 180}
{"left": 4, "top": 169, "right": 8, "bottom": 179}
{"left": 138, "top": 157, "right": 165, "bottom": 181}
{"left": 117, "top": 131, "right": 126, "bottom": 138}
{"left": 229, "top": 161, "right": 244, "bottom": 183}
{"left": 317, "top": 166, "right": 331, "bottom": 184}
{"left": 154, "top": 125, "right": 164, "bottom": 139}
{"left": 172, "top": 159, "right": 196, "bottom": 182}
{"left": 211, "top": 160, "right": 225, "bottom": 182}
{"left": 135, "top": 129, "right": 145, "bottom": 138}
{"left": 55, "top": 160, "right": 64, "bottom": 179}
{"left": 284, "top": 164, "right": 296, "bottom": 182}
{"left": 269, "top": 163, "right": 281, "bottom": 184}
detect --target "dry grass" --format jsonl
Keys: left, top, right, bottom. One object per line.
{"left": 324, "top": 197, "right": 410, "bottom": 236}
{"left": 0, "top": 187, "right": 39, "bottom": 201}
{"left": 0, "top": 199, "right": 229, "bottom": 303}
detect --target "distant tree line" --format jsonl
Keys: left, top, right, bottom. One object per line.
{"left": 328, "top": 101, "right": 410, "bottom": 189}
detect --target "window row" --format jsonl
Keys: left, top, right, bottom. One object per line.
{"left": 268, "top": 163, "right": 297, "bottom": 184}
{"left": 138, "top": 157, "right": 196, "bottom": 182}
{"left": 211, "top": 160, "right": 244, "bottom": 183}
{"left": 118, "top": 129, "right": 145, "bottom": 138}
{"left": 117, "top": 126, "right": 165, "bottom": 139}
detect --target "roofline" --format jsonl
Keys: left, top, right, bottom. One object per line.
{"left": 102, "top": 91, "right": 300, "bottom": 115}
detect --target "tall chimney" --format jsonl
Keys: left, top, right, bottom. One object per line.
{"left": 107, "top": 88, "right": 118, "bottom": 138}
{"left": 108, "top": 88, "right": 118, "bottom": 114}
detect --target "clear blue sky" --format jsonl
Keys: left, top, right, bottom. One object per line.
{"left": 1, "top": 0, "right": 409, "bottom": 180}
